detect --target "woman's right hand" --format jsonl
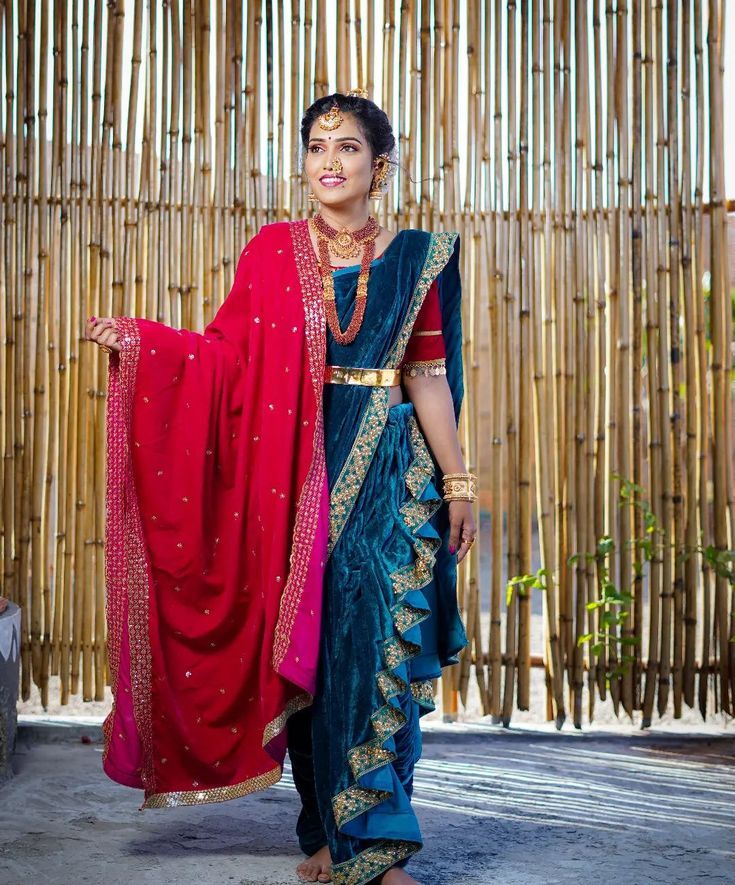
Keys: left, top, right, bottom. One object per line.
{"left": 86, "top": 317, "right": 122, "bottom": 353}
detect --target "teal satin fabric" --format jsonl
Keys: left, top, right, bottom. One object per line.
{"left": 311, "top": 230, "right": 468, "bottom": 882}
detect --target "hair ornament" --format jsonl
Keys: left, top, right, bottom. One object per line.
{"left": 346, "top": 87, "right": 369, "bottom": 99}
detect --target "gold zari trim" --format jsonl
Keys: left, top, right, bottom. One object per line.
{"left": 262, "top": 691, "right": 312, "bottom": 747}
{"left": 142, "top": 765, "right": 281, "bottom": 809}
{"left": 328, "top": 387, "right": 390, "bottom": 555}
{"left": 410, "top": 679, "right": 436, "bottom": 707}
{"left": 324, "top": 365, "right": 402, "bottom": 387}
{"left": 402, "top": 358, "right": 447, "bottom": 378}
{"left": 332, "top": 784, "right": 392, "bottom": 828}
{"left": 411, "top": 329, "right": 442, "bottom": 337}
{"left": 332, "top": 840, "right": 418, "bottom": 885}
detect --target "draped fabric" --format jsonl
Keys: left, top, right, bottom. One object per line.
{"left": 103, "top": 222, "right": 329, "bottom": 807}
{"left": 292, "top": 226, "right": 468, "bottom": 883}
{"left": 102, "top": 220, "right": 467, "bottom": 885}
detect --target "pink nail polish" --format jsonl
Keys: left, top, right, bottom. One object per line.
{"left": 449, "top": 545, "right": 456, "bottom": 554}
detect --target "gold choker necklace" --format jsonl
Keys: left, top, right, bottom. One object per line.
{"left": 311, "top": 214, "right": 380, "bottom": 346}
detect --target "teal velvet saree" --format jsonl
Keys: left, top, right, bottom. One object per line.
{"left": 290, "top": 222, "right": 468, "bottom": 884}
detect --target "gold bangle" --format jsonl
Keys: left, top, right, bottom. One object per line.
{"left": 442, "top": 472, "right": 478, "bottom": 503}
{"left": 100, "top": 344, "right": 112, "bottom": 354}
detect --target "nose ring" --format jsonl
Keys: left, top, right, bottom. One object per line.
{"left": 328, "top": 156, "right": 343, "bottom": 175}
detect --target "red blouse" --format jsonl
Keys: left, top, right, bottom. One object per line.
{"left": 401, "top": 279, "right": 446, "bottom": 365}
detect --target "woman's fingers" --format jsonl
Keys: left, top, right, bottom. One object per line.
{"left": 456, "top": 538, "right": 472, "bottom": 564}
{"left": 448, "top": 516, "right": 461, "bottom": 554}
{"left": 85, "top": 318, "right": 121, "bottom": 352}
{"left": 456, "top": 511, "right": 477, "bottom": 564}
{"left": 97, "top": 328, "right": 122, "bottom": 352}
{"left": 86, "top": 317, "right": 114, "bottom": 339}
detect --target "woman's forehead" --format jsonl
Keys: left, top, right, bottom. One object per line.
{"left": 308, "top": 113, "right": 364, "bottom": 141}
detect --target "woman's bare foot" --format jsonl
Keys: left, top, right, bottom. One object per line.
{"left": 296, "top": 844, "right": 332, "bottom": 882}
{"left": 380, "top": 868, "right": 420, "bottom": 884}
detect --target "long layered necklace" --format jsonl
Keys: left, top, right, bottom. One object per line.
{"left": 312, "top": 213, "right": 380, "bottom": 346}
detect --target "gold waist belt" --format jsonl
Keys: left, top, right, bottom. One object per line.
{"left": 324, "top": 365, "right": 401, "bottom": 387}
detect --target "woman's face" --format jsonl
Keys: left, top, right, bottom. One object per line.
{"left": 304, "top": 112, "right": 375, "bottom": 210}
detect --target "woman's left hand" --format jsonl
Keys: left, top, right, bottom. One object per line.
{"left": 448, "top": 500, "right": 476, "bottom": 564}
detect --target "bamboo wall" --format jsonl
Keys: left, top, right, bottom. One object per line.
{"left": 1, "top": 0, "right": 733, "bottom": 727}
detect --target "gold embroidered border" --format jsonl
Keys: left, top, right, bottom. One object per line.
{"left": 347, "top": 738, "right": 397, "bottom": 781}
{"left": 382, "top": 634, "right": 420, "bottom": 669}
{"left": 376, "top": 668, "right": 407, "bottom": 701}
{"left": 410, "top": 679, "right": 436, "bottom": 707}
{"left": 262, "top": 691, "right": 313, "bottom": 748}
{"left": 142, "top": 764, "right": 282, "bottom": 809}
{"left": 332, "top": 784, "right": 393, "bottom": 828}
{"left": 399, "top": 495, "right": 442, "bottom": 533}
{"left": 402, "top": 358, "right": 447, "bottom": 378}
{"left": 392, "top": 602, "right": 430, "bottom": 636}
{"left": 331, "top": 839, "right": 419, "bottom": 885}
{"left": 327, "top": 386, "right": 390, "bottom": 555}
{"left": 272, "top": 221, "right": 328, "bottom": 670}
{"left": 103, "top": 316, "right": 155, "bottom": 791}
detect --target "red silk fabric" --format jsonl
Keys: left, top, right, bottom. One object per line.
{"left": 103, "top": 221, "right": 329, "bottom": 807}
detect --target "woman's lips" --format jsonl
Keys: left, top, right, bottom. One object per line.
{"left": 319, "top": 175, "right": 346, "bottom": 187}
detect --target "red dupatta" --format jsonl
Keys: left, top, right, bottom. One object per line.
{"left": 103, "top": 220, "right": 328, "bottom": 808}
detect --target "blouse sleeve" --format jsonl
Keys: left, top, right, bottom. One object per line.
{"left": 401, "top": 278, "right": 447, "bottom": 375}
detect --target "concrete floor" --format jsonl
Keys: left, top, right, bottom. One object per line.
{"left": 1, "top": 721, "right": 734, "bottom": 885}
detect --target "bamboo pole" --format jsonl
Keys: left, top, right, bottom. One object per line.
{"left": 707, "top": 0, "right": 732, "bottom": 715}
{"left": 680, "top": 0, "right": 698, "bottom": 711}
{"left": 629, "top": 0, "right": 643, "bottom": 714}
{"left": 666, "top": 0, "right": 685, "bottom": 719}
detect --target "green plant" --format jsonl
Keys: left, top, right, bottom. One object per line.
{"left": 505, "top": 568, "right": 550, "bottom": 607}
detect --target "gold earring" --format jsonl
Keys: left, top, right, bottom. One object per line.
{"left": 308, "top": 191, "right": 319, "bottom": 202}
{"left": 369, "top": 154, "right": 391, "bottom": 199}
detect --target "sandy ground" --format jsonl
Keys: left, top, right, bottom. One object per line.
{"left": 1, "top": 720, "right": 734, "bottom": 885}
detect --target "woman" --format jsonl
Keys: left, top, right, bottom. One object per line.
{"left": 87, "top": 92, "right": 476, "bottom": 885}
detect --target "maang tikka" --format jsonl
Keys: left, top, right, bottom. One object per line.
{"left": 319, "top": 104, "right": 344, "bottom": 131}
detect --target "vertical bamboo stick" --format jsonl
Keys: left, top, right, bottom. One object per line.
{"left": 516, "top": 0, "right": 532, "bottom": 716}
{"left": 666, "top": 0, "right": 685, "bottom": 719}
{"left": 693, "top": 0, "right": 713, "bottom": 720}
{"left": 707, "top": 0, "right": 732, "bottom": 714}
{"left": 680, "top": 0, "right": 699, "bottom": 711}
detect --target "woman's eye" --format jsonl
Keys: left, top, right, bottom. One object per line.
{"left": 309, "top": 144, "right": 323, "bottom": 153}
{"left": 341, "top": 144, "right": 358, "bottom": 152}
